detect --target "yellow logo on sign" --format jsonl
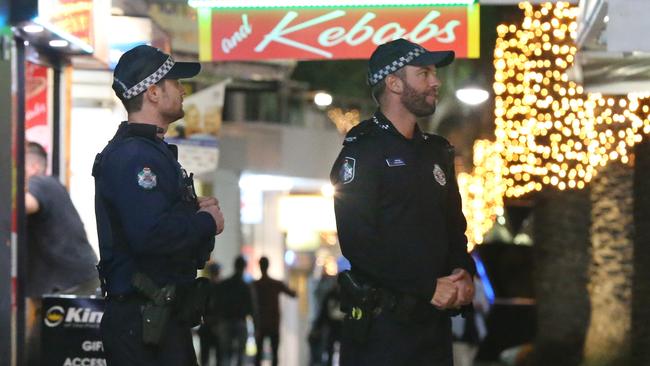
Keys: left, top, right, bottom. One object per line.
{"left": 351, "top": 306, "right": 363, "bottom": 320}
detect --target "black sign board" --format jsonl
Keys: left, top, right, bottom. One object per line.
{"left": 41, "top": 296, "right": 106, "bottom": 366}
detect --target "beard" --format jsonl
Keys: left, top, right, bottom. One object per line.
{"left": 400, "top": 81, "right": 437, "bottom": 117}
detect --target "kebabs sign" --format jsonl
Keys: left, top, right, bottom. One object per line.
{"left": 198, "top": 5, "right": 479, "bottom": 61}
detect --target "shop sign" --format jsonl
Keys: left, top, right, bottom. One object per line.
{"left": 38, "top": 0, "right": 94, "bottom": 48}
{"left": 40, "top": 296, "right": 106, "bottom": 366}
{"left": 198, "top": 5, "right": 479, "bottom": 61}
{"left": 25, "top": 62, "right": 51, "bottom": 154}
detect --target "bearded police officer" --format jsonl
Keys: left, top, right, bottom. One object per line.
{"left": 93, "top": 45, "right": 224, "bottom": 365}
{"left": 330, "top": 39, "right": 477, "bottom": 366}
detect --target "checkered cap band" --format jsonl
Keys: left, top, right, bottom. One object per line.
{"left": 368, "top": 47, "right": 426, "bottom": 86}
{"left": 120, "top": 57, "right": 175, "bottom": 100}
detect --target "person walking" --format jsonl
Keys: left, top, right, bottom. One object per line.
{"left": 200, "top": 262, "right": 223, "bottom": 366}
{"left": 216, "top": 256, "right": 255, "bottom": 366}
{"left": 253, "top": 256, "right": 296, "bottom": 366}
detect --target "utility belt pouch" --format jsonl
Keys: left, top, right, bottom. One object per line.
{"left": 132, "top": 273, "right": 176, "bottom": 345}
{"left": 140, "top": 303, "right": 171, "bottom": 345}
{"left": 338, "top": 270, "right": 378, "bottom": 344}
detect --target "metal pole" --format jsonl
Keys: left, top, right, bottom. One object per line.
{"left": 14, "top": 35, "right": 26, "bottom": 366}
{"left": 0, "top": 16, "right": 15, "bottom": 366}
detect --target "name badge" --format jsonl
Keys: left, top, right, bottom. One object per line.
{"left": 385, "top": 158, "right": 406, "bottom": 167}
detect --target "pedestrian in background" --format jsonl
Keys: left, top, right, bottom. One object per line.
{"left": 25, "top": 141, "right": 99, "bottom": 297}
{"left": 200, "top": 262, "right": 223, "bottom": 366}
{"left": 94, "top": 44, "right": 224, "bottom": 365}
{"left": 309, "top": 282, "right": 344, "bottom": 366}
{"left": 216, "top": 256, "right": 255, "bottom": 366}
{"left": 330, "top": 38, "right": 476, "bottom": 366}
{"left": 253, "top": 256, "right": 296, "bottom": 366}
{"left": 25, "top": 141, "right": 99, "bottom": 366}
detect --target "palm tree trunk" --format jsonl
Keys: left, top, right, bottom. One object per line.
{"left": 532, "top": 188, "right": 591, "bottom": 366}
{"left": 584, "top": 161, "right": 634, "bottom": 365}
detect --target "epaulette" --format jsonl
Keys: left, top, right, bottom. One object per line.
{"left": 423, "top": 133, "right": 451, "bottom": 147}
{"left": 342, "top": 119, "right": 374, "bottom": 145}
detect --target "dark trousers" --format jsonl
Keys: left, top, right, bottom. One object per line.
{"left": 340, "top": 310, "right": 453, "bottom": 366}
{"left": 217, "top": 319, "right": 248, "bottom": 366}
{"left": 199, "top": 324, "right": 221, "bottom": 366}
{"left": 101, "top": 300, "right": 197, "bottom": 366}
{"left": 254, "top": 330, "right": 279, "bottom": 366}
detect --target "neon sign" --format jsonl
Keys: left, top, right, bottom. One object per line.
{"left": 189, "top": 0, "right": 477, "bottom": 8}
{"left": 198, "top": 5, "right": 480, "bottom": 61}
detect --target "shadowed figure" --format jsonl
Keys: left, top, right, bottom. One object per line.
{"left": 216, "top": 256, "right": 255, "bottom": 366}
{"left": 200, "top": 262, "right": 222, "bottom": 366}
{"left": 253, "top": 257, "right": 296, "bottom": 366}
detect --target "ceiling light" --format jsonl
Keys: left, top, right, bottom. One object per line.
{"left": 23, "top": 24, "right": 44, "bottom": 33}
{"left": 49, "top": 39, "right": 69, "bottom": 48}
{"left": 456, "top": 87, "right": 489, "bottom": 105}
{"left": 314, "top": 92, "right": 333, "bottom": 107}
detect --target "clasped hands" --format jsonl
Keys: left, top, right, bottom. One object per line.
{"left": 430, "top": 268, "right": 474, "bottom": 310}
{"left": 198, "top": 196, "right": 225, "bottom": 235}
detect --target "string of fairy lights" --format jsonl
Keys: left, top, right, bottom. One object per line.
{"left": 457, "top": 140, "right": 505, "bottom": 250}
{"left": 493, "top": 1, "right": 650, "bottom": 198}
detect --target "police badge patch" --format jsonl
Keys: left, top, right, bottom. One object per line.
{"left": 340, "top": 157, "right": 356, "bottom": 184}
{"left": 433, "top": 164, "right": 446, "bottom": 186}
{"left": 137, "top": 167, "right": 157, "bottom": 189}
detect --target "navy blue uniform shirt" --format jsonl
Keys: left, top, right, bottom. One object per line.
{"left": 330, "top": 111, "right": 476, "bottom": 302}
{"left": 93, "top": 122, "right": 216, "bottom": 295}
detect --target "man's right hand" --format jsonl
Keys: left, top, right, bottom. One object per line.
{"left": 431, "top": 277, "right": 459, "bottom": 309}
{"left": 199, "top": 202, "right": 224, "bottom": 235}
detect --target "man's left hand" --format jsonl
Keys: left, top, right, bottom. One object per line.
{"left": 198, "top": 196, "right": 220, "bottom": 210}
{"left": 450, "top": 268, "right": 474, "bottom": 307}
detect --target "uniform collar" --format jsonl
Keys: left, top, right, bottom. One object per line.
{"left": 373, "top": 111, "right": 427, "bottom": 142}
{"left": 118, "top": 121, "right": 164, "bottom": 140}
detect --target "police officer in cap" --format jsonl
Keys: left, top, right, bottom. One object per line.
{"left": 330, "top": 38, "right": 477, "bottom": 366}
{"left": 94, "top": 45, "right": 224, "bottom": 365}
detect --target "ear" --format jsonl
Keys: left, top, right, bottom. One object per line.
{"left": 144, "top": 84, "right": 161, "bottom": 104}
{"left": 385, "top": 73, "right": 403, "bottom": 94}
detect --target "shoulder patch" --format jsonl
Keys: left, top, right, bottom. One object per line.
{"left": 339, "top": 157, "right": 356, "bottom": 184}
{"left": 137, "top": 167, "right": 157, "bottom": 189}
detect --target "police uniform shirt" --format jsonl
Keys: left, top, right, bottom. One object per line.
{"left": 93, "top": 122, "right": 216, "bottom": 295}
{"left": 330, "top": 111, "right": 476, "bottom": 302}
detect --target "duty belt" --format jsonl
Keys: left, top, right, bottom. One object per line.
{"left": 374, "top": 288, "right": 441, "bottom": 323}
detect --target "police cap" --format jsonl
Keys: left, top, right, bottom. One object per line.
{"left": 112, "top": 45, "right": 201, "bottom": 101}
{"left": 367, "top": 38, "right": 454, "bottom": 86}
